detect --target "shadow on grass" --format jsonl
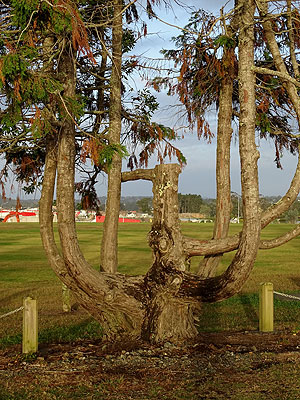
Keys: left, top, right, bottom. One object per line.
{"left": 198, "top": 294, "right": 259, "bottom": 332}
{"left": 0, "top": 318, "right": 103, "bottom": 349}
{"left": 290, "top": 276, "right": 300, "bottom": 290}
{"left": 0, "top": 288, "right": 40, "bottom": 304}
{"left": 237, "top": 293, "right": 259, "bottom": 326}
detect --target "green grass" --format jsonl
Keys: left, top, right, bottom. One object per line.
{"left": 0, "top": 318, "right": 103, "bottom": 348}
{"left": 0, "top": 221, "right": 300, "bottom": 344}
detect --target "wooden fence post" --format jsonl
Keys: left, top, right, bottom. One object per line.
{"left": 62, "top": 283, "right": 71, "bottom": 312}
{"left": 22, "top": 297, "right": 38, "bottom": 354}
{"left": 259, "top": 282, "right": 274, "bottom": 332}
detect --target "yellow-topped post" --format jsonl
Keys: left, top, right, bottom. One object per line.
{"left": 259, "top": 282, "right": 274, "bottom": 332}
{"left": 22, "top": 297, "right": 38, "bottom": 353}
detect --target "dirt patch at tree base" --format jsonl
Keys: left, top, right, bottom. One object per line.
{"left": 1, "top": 331, "right": 300, "bottom": 399}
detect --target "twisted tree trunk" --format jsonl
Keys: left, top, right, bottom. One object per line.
{"left": 100, "top": 0, "right": 123, "bottom": 273}
{"left": 141, "top": 164, "right": 200, "bottom": 342}
{"left": 38, "top": 0, "right": 272, "bottom": 345}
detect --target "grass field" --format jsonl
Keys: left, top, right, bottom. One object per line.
{"left": 1, "top": 222, "right": 300, "bottom": 347}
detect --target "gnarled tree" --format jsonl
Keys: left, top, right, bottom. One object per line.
{"left": 2, "top": 0, "right": 300, "bottom": 344}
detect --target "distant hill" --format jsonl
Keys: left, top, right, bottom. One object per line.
{"left": 1, "top": 195, "right": 293, "bottom": 214}
{"left": 98, "top": 196, "right": 152, "bottom": 211}
{"left": 0, "top": 196, "right": 150, "bottom": 211}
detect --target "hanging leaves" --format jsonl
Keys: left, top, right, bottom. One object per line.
{"left": 81, "top": 138, "right": 128, "bottom": 169}
{"left": 81, "top": 138, "right": 104, "bottom": 165}
{"left": 135, "top": 122, "right": 186, "bottom": 169}
{"left": 55, "top": 0, "right": 96, "bottom": 63}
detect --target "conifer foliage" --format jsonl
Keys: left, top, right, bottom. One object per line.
{"left": 0, "top": 0, "right": 180, "bottom": 197}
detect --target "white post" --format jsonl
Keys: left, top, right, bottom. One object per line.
{"left": 259, "top": 282, "right": 274, "bottom": 332}
{"left": 23, "top": 297, "right": 38, "bottom": 353}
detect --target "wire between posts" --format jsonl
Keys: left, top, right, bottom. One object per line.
{"left": 274, "top": 291, "right": 300, "bottom": 301}
{"left": 1, "top": 292, "right": 298, "bottom": 319}
{"left": 0, "top": 306, "right": 24, "bottom": 319}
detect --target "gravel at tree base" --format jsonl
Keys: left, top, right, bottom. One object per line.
{"left": 0, "top": 331, "right": 300, "bottom": 399}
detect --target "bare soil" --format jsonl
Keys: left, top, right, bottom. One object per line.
{"left": 1, "top": 331, "right": 300, "bottom": 399}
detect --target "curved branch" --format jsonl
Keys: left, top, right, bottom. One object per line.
{"left": 39, "top": 136, "right": 69, "bottom": 280}
{"left": 287, "top": 0, "right": 299, "bottom": 77}
{"left": 261, "top": 153, "right": 300, "bottom": 228}
{"left": 54, "top": 47, "right": 144, "bottom": 337}
{"left": 183, "top": 234, "right": 240, "bottom": 257}
{"left": 184, "top": 146, "right": 300, "bottom": 257}
{"left": 121, "top": 168, "right": 154, "bottom": 182}
{"left": 184, "top": 221, "right": 300, "bottom": 255}
{"left": 178, "top": 224, "right": 300, "bottom": 299}
{"left": 186, "top": 0, "right": 261, "bottom": 302}
{"left": 56, "top": 118, "right": 145, "bottom": 337}
{"left": 252, "top": 66, "right": 300, "bottom": 88}
{"left": 259, "top": 224, "right": 300, "bottom": 249}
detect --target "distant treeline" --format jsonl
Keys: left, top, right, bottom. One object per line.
{"left": 3, "top": 195, "right": 299, "bottom": 223}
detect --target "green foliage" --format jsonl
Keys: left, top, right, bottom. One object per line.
{"left": 52, "top": 10, "right": 72, "bottom": 36}
{"left": 132, "top": 89, "right": 159, "bottom": 121}
{"left": 1, "top": 52, "right": 29, "bottom": 82}
{"left": 0, "top": 38, "right": 5, "bottom": 56}
{"left": 98, "top": 144, "right": 129, "bottom": 168}
{"left": 0, "top": 333, "right": 22, "bottom": 348}
{"left": 214, "top": 34, "right": 236, "bottom": 49}
{"left": 178, "top": 193, "right": 203, "bottom": 213}
{"left": 64, "top": 95, "right": 86, "bottom": 120}
{"left": 263, "top": 50, "right": 273, "bottom": 62}
{"left": 136, "top": 197, "right": 152, "bottom": 214}
{"left": 122, "top": 29, "right": 136, "bottom": 53}
{"left": 0, "top": 0, "right": 179, "bottom": 198}
{"left": 11, "top": 0, "right": 72, "bottom": 34}
{"left": 38, "top": 319, "right": 103, "bottom": 344}
{"left": 256, "top": 112, "right": 271, "bottom": 133}
{"left": 20, "top": 352, "right": 38, "bottom": 362}
{"left": 0, "top": 319, "right": 103, "bottom": 349}
{"left": 0, "top": 107, "right": 22, "bottom": 132}
{"left": 280, "top": 200, "right": 300, "bottom": 223}
{"left": 152, "top": 122, "right": 176, "bottom": 140}
{"left": 11, "top": 0, "right": 40, "bottom": 30}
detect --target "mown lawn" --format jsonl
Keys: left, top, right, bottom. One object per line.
{"left": 0, "top": 222, "right": 300, "bottom": 346}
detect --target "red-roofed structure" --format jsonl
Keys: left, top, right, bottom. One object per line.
{"left": 96, "top": 216, "right": 140, "bottom": 223}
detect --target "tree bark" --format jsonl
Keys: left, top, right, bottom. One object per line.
{"left": 142, "top": 164, "right": 200, "bottom": 343}
{"left": 179, "top": 0, "right": 261, "bottom": 303}
{"left": 93, "top": 27, "right": 108, "bottom": 137}
{"left": 198, "top": 46, "right": 234, "bottom": 277}
{"left": 287, "top": 0, "right": 299, "bottom": 77}
{"left": 100, "top": 0, "right": 123, "bottom": 273}
{"left": 38, "top": 45, "right": 144, "bottom": 340}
